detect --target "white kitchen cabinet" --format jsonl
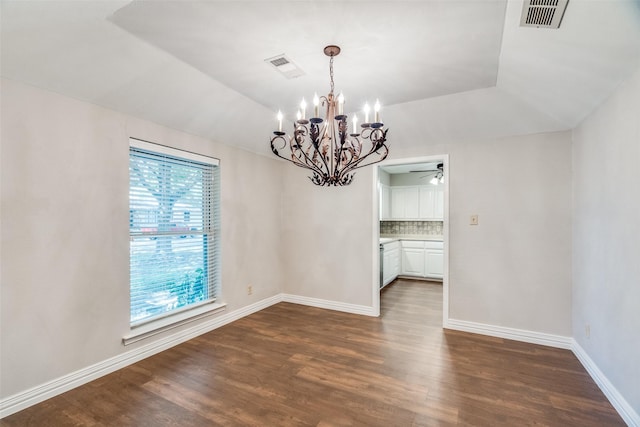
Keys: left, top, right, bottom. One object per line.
{"left": 402, "top": 249, "right": 425, "bottom": 276}
{"left": 404, "top": 188, "right": 420, "bottom": 218}
{"left": 390, "top": 187, "right": 403, "bottom": 219}
{"left": 391, "top": 187, "right": 419, "bottom": 219}
{"left": 424, "top": 241, "right": 444, "bottom": 279}
{"left": 389, "top": 185, "right": 443, "bottom": 220}
{"left": 418, "top": 187, "right": 434, "bottom": 219}
{"left": 400, "top": 240, "right": 444, "bottom": 279}
{"left": 390, "top": 247, "right": 400, "bottom": 278}
{"left": 381, "top": 240, "right": 401, "bottom": 287}
{"left": 382, "top": 250, "right": 392, "bottom": 285}
{"left": 401, "top": 241, "right": 426, "bottom": 276}
{"left": 418, "top": 186, "right": 444, "bottom": 220}
{"left": 380, "top": 184, "right": 391, "bottom": 220}
{"left": 433, "top": 186, "right": 444, "bottom": 220}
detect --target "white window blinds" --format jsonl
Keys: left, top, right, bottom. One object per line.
{"left": 129, "top": 138, "right": 220, "bottom": 326}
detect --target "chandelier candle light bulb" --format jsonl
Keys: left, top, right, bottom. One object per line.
{"left": 313, "top": 93, "right": 319, "bottom": 117}
{"left": 269, "top": 45, "right": 389, "bottom": 186}
{"left": 338, "top": 93, "right": 345, "bottom": 115}
{"left": 300, "top": 98, "right": 307, "bottom": 120}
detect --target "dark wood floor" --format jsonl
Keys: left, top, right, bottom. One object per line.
{"left": 2, "top": 279, "right": 623, "bottom": 426}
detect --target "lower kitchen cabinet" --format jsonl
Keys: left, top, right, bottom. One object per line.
{"left": 401, "top": 240, "right": 443, "bottom": 279}
{"left": 424, "top": 242, "right": 444, "bottom": 279}
{"left": 401, "top": 241, "right": 426, "bottom": 276}
{"left": 381, "top": 241, "right": 401, "bottom": 288}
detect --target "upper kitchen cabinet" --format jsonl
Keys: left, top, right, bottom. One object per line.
{"left": 391, "top": 187, "right": 420, "bottom": 219}
{"left": 384, "top": 185, "right": 443, "bottom": 221}
{"left": 419, "top": 186, "right": 444, "bottom": 220}
{"left": 380, "top": 184, "right": 392, "bottom": 220}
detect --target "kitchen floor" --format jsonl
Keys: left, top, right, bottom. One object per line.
{"left": 381, "top": 278, "right": 443, "bottom": 326}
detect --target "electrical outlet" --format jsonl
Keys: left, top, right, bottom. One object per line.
{"left": 470, "top": 215, "right": 479, "bottom": 225}
{"left": 247, "top": 285, "right": 253, "bottom": 295}
{"left": 585, "top": 324, "right": 590, "bottom": 339}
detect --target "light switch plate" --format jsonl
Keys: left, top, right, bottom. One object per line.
{"left": 470, "top": 215, "right": 479, "bottom": 225}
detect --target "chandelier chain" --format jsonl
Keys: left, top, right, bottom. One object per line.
{"left": 329, "top": 55, "right": 335, "bottom": 96}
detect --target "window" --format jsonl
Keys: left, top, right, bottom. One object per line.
{"left": 129, "top": 138, "right": 220, "bottom": 326}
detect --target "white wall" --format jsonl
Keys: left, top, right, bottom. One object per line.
{"left": 572, "top": 67, "right": 640, "bottom": 413}
{"left": 443, "top": 133, "right": 572, "bottom": 334}
{"left": 283, "top": 130, "right": 573, "bottom": 336}
{"left": 281, "top": 168, "right": 375, "bottom": 308}
{"left": 0, "top": 76, "right": 577, "bottom": 409}
{"left": 0, "top": 79, "right": 285, "bottom": 398}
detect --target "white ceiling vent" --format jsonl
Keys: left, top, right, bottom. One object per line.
{"left": 265, "top": 54, "right": 305, "bottom": 79}
{"left": 520, "top": 0, "right": 569, "bottom": 29}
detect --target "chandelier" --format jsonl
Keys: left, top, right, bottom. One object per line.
{"left": 270, "top": 45, "right": 389, "bottom": 186}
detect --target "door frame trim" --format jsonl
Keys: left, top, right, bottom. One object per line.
{"left": 372, "top": 154, "right": 450, "bottom": 327}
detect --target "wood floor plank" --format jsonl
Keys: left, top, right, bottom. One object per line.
{"left": 1, "top": 280, "right": 624, "bottom": 426}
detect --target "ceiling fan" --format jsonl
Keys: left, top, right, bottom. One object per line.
{"left": 410, "top": 163, "right": 444, "bottom": 183}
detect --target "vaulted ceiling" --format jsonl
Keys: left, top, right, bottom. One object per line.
{"left": 2, "top": 1, "right": 639, "bottom": 155}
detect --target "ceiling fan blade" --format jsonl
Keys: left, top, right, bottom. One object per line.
{"left": 419, "top": 172, "right": 439, "bottom": 179}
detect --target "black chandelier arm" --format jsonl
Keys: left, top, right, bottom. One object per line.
{"left": 309, "top": 122, "right": 332, "bottom": 178}
{"left": 270, "top": 134, "right": 300, "bottom": 165}
{"left": 270, "top": 133, "right": 326, "bottom": 178}
{"left": 360, "top": 127, "right": 388, "bottom": 150}
{"left": 334, "top": 116, "right": 353, "bottom": 177}
{"left": 336, "top": 143, "right": 359, "bottom": 177}
{"left": 349, "top": 143, "right": 389, "bottom": 171}
{"left": 334, "top": 148, "right": 388, "bottom": 184}
{"left": 321, "top": 125, "right": 386, "bottom": 183}
{"left": 272, "top": 125, "right": 389, "bottom": 187}
{"left": 345, "top": 144, "right": 389, "bottom": 174}
{"left": 333, "top": 142, "right": 388, "bottom": 183}
{"left": 270, "top": 134, "right": 291, "bottom": 160}
{"left": 338, "top": 128, "right": 389, "bottom": 174}
{"left": 291, "top": 124, "right": 328, "bottom": 176}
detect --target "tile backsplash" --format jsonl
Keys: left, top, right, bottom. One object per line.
{"left": 380, "top": 221, "right": 443, "bottom": 236}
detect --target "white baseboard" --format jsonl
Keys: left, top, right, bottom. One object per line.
{"left": 0, "top": 293, "right": 376, "bottom": 418}
{"left": 0, "top": 294, "right": 282, "bottom": 419}
{"left": 571, "top": 339, "right": 639, "bottom": 427}
{"left": 446, "top": 318, "right": 573, "bottom": 349}
{"left": 281, "top": 293, "right": 377, "bottom": 317}
{"left": 446, "top": 319, "right": 638, "bottom": 425}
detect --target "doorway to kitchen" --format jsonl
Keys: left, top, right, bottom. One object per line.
{"left": 372, "top": 155, "right": 449, "bottom": 327}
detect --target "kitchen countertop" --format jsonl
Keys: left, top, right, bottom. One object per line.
{"left": 380, "top": 235, "right": 443, "bottom": 244}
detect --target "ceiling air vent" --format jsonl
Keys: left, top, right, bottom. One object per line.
{"left": 520, "top": 0, "right": 569, "bottom": 29}
{"left": 265, "top": 54, "right": 305, "bottom": 79}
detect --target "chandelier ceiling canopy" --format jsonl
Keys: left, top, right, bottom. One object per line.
{"left": 270, "top": 45, "right": 389, "bottom": 186}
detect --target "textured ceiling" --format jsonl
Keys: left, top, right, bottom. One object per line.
{"left": 2, "top": 0, "right": 640, "bottom": 155}
{"left": 109, "top": 0, "right": 506, "bottom": 114}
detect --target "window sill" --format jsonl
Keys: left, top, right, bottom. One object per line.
{"left": 122, "top": 302, "right": 227, "bottom": 346}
